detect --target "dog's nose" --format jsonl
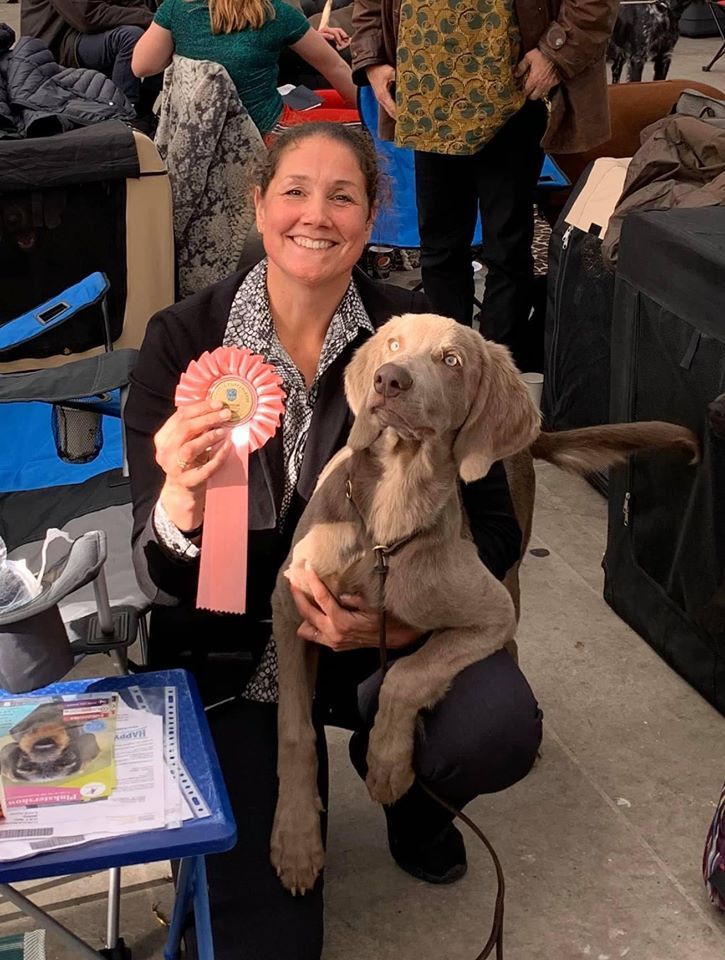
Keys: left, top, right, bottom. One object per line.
{"left": 374, "top": 363, "right": 413, "bottom": 399}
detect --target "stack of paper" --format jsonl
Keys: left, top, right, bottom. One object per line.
{"left": 0, "top": 686, "right": 206, "bottom": 862}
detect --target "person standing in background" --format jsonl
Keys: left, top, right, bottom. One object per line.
{"left": 351, "top": 0, "right": 618, "bottom": 370}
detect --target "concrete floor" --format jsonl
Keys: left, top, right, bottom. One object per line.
{"left": 2, "top": 466, "right": 723, "bottom": 959}
{"left": 0, "top": 5, "right": 724, "bottom": 956}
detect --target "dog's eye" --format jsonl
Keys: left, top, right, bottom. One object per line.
{"left": 389, "top": 339, "right": 400, "bottom": 352}
{"left": 444, "top": 354, "right": 461, "bottom": 367}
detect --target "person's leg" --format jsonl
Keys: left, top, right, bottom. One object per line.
{"left": 414, "top": 150, "right": 479, "bottom": 326}
{"left": 183, "top": 698, "right": 327, "bottom": 960}
{"left": 75, "top": 25, "right": 144, "bottom": 107}
{"left": 472, "top": 100, "right": 548, "bottom": 369}
{"left": 352, "top": 648, "right": 542, "bottom": 878}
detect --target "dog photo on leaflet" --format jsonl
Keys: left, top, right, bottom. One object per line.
{"left": 0, "top": 694, "right": 118, "bottom": 807}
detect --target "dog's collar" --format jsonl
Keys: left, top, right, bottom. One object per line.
{"left": 344, "top": 475, "right": 422, "bottom": 676}
{"left": 344, "top": 477, "right": 421, "bottom": 561}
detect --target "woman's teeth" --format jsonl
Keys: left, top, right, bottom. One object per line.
{"left": 292, "top": 237, "right": 334, "bottom": 250}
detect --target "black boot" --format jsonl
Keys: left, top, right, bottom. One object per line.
{"left": 349, "top": 731, "right": 467, "bottom": 884}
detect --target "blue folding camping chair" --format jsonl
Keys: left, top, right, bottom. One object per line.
{"left": 0, "top": 270, "right": 145, "bottom": 676}
{"left": 0, "top": 273, "right": 149, "bottom": 956}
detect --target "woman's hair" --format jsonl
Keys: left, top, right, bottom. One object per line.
{"left": 207, "top": 0, "right": 274, "bottom": 33}
{"left": 257, "top": 123, "right": 382, "bottom": 214}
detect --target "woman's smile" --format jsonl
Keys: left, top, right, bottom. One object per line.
{"left": 289, "top": 236, "right": 337, "bottom": 250}
{"left": 255, "top": 135, "right": 373, "bottom": 288}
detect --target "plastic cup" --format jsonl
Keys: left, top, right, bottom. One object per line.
{"left": 521, "top": 372, "right": 544, "bottom": 409}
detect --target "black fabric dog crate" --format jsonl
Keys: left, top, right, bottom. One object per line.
{"left": 0, "top": 121, "right": 174, "bottom": 375}
{"left": 603, "top": 206, "right": 725, "bottom": 715}
{"left": 543, "top": 163, "right": 614, "bottom": 435}
{"left": 542, "top": 160, "right": 627, "bottom": 494}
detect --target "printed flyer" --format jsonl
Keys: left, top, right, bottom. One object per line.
{"left": 0, "top": 693, "right": 118, "bottom": 810}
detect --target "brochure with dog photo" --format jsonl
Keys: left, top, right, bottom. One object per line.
{"left": 0, "top": 694, "right": 118, "bottom": 810}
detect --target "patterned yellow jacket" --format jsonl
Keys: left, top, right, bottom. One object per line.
{"left": 351, "top": 0, "right": 620, "bottom": 154}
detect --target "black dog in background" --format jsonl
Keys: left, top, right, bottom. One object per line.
{"left": 608, "top": 0, "right": 691, "bottom": 82}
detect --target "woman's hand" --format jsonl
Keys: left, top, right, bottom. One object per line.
{"left": 292, "top": 567, "right": 421, "bottom": 653}
{"left": 514, "top": 49, "right": 559, "bottom": 101}
{"left": 366, "top": 64, "right": 396, "bottom": 120}
{"left": 317, "top": 25, "right": 350, "bottom": 50}
{"left": 154, "top": 399, "right": 233, "bottom": 532}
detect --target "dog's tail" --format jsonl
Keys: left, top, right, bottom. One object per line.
{"left": 530, "top": 422, "right": 699, "bottom": 474}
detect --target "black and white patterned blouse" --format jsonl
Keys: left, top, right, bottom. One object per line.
{"left": 154, "top": 259, "right": 373, "bottom": 704}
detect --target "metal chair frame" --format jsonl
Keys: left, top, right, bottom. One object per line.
{"left": 703, "top": 0, "right": 725, "bottom": 72}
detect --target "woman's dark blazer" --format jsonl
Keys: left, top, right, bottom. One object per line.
{"left": 124, "top": 266, "right": 522, "bottom": 702}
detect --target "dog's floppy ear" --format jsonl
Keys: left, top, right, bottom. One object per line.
{"left": 344, "top": 329, "right": 384, "bottom": 450}
{"left": 453, "top": 339, "right": 541, "bottom": 482}
{"left": 9, "top": 703, "right": 63, "bottom": 740}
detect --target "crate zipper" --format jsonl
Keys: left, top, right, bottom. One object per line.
{"left": 547, "top": 224, "right": 574, "bottom": 413}
{"left": 621, "top": 293, "right": 640, "bottom": 530}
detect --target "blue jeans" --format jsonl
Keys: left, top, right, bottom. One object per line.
{"left": 76, "top": 25, "right": 147, "bottom": 108}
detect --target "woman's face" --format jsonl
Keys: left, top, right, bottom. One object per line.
{"left": 255, "top": 136, "right": 374, "bottom": 289}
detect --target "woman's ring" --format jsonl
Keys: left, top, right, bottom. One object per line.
{"left": 176, "top": 455, "right": 190, "bottom": 471}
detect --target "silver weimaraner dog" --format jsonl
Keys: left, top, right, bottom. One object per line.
{"left": 269, "top": 312, "right": 698, "bottom": 895}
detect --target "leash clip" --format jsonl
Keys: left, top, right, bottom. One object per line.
{"left": 345, "top": 479, "right": 353, "bottom": 500}
{"left": 373, "top": 544, "right": 389, "bottom": 575}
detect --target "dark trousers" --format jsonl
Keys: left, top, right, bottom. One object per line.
{"left": 414, "top": 101, "right": 548, "bottom": 371}
{"left": 192, "top": 647, "right": 542, "bottom": 960}
{"left": 76, "top": 26, "right": 160, "bottom": 111}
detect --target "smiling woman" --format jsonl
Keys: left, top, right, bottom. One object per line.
{"left": 124, "top": 121, "right": 534, "bottom": 960}
{"left": 254, "top": 130, "right": 377, "bottom": 381}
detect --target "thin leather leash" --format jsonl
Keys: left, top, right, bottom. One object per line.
{"left": 346, "top": 479, "right": 506, "bottom": 960}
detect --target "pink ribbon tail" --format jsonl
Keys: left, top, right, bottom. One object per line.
{"left": 196, "top": 429, "right": 250, "bottom": 615}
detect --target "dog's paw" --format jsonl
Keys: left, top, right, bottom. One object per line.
{"left": 270, "top": 795, "right": 324, "bottom": 896}
{"left": 365, "top": 733, "right": 415, "bottom": 806}
{"left": 283, "top": 559, "right": 311, "bottom": 595}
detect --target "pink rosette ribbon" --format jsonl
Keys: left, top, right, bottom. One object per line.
{"left": 175, "top": 346, "right": 285, "bottom": 615}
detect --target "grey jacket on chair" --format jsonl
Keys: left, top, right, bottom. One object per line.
{"left": 0, "top": 531, "right": 106, "bottom": 693}
{"left": 154, "top": 56, "right": 267, "bottom": 299}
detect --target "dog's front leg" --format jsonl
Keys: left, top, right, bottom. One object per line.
{"left": 270, "top": 585, "right": 324, "bottom": 895}
{"left": 366, "top": 623, "right": 512, "bottom": 806}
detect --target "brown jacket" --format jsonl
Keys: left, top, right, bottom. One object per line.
{"left": 351, "top": 0, "right": 620, "bottom": 154}
{"left": 21, "top": 0, "right": 154, "bottom": 67}
{"left": 602, "top": 113, "right": 725, "bottom": 264}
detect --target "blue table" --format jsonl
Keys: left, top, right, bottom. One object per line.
{"left": 0, "top": 669, "right": 236, "bottom": 959}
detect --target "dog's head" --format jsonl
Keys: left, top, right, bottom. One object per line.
{"left": 345, "top": 313, "right": 541, "bottom": 481}
{"left": 5, "top": 703, "right": 84, "bottom": 781}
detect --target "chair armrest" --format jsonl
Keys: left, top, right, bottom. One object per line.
{"left": 0, "top": 273, "right": 110, "bottom": 355}
{"left": 0, "top": 349, "right": 138, "bottom": 407}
